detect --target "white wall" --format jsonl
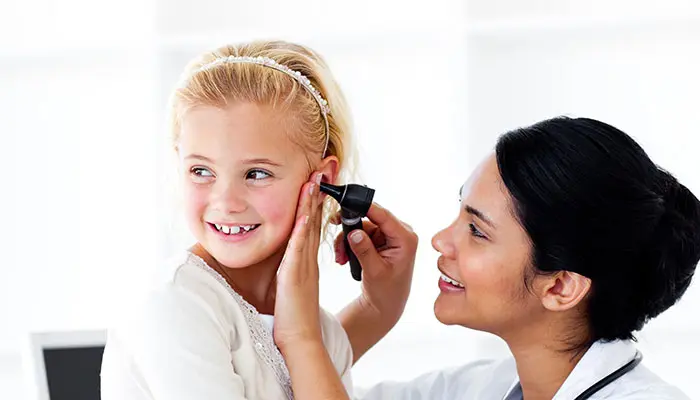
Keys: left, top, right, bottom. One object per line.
{"left": 0, "top": 1, "right": 159, "bottom": 398}
{"left": 2, "top": 0, "right": 699, "bottom": 398}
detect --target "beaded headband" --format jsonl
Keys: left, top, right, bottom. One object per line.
{"left": 196, "top": 55, "right": 331, "bottom": 157}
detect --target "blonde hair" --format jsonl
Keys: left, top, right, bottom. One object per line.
{"left": 168, "top": 40, "right": 356, "bottom": 238}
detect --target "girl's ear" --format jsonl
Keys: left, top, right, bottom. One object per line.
{"left": 317, "top": 156, "right": 339, "bottom": 184}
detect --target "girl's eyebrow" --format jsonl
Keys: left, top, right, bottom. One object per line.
{"left": 184, "top": 154, "right": 215, "bottom": 163}
{"left": 241, "top": 158, "right": 283, "bottom": 167}
{"left": 184, "top": 155, "right": 283, "bottom": 168}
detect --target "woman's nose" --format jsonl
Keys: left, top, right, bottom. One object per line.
{"left": 432, "top": 226, "right": 455, "bottom": 259}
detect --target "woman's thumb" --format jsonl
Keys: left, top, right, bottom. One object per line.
{"left": 347, "top": 230, "right": 383, "bottom": 274}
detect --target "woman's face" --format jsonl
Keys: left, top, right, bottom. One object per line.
{"left": 431, "top": 154, "right": 544, "bottom": 336}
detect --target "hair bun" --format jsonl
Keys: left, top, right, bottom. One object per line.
{"left": 640, "top": 171, "right": 700, "bottom": 321}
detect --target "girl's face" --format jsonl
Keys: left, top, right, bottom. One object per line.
{"left": 431, "top": 155, "right": 543, "bottom": 336}
{"left": 178, "top": 102, "right": 315, "bottom": 269}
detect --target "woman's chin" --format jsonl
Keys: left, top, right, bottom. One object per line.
{"left": 433, "top": 296, "right": 462, "bottom": 325}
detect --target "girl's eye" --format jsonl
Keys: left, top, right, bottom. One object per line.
{"left": 469, "top": 223, "right": 487, "bottom": 239}
{"left": 191, "top": 167, "right": 214, "bottom": 178}
{"left": 246, "top": 169, "right": 272, "bottom": 180}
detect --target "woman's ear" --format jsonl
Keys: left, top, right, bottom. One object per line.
{"left": 538, "top": 271, "right": 592, "bottom": 312}
{"left": 317, "top": 156, "right": 339, "bottom": 184}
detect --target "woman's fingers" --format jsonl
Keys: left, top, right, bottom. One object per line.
{"left": 334, "top": 232, "right": 348, "bottom": 265}
{"left": 364, "top": 203, "right": 408, "bottom": 240}
{"left": 333, "top": 219, "right": 386, "bottom": 265}
{"left": 329, "top": 212, "right": 341, "bottom": 226}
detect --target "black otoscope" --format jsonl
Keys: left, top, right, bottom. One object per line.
{"left": 319, "top": 182, "right": 375, "bottom": 281}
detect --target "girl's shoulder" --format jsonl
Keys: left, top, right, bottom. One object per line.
{"left": 114, "top": 251, "right": 239, "bottom": 334}
{"left": 154, "top": 251, "right": 240, "bottom": 305}
{"left": 318, "top": 307, "right": 348, "bottom": 348}
{"left": 318, "top": 307, "right": 354, "bottom": 381}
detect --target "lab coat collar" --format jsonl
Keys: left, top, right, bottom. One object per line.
{"left": 502, "top": 340, "right": 638, "bottom": 400}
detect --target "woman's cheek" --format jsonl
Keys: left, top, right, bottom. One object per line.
{"left": 459, "top": 249, "right": 505, "bottom": 292}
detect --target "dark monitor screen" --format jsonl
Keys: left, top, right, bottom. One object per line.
{"left": 43, "top": 346, "right": 104, "bottom": 400}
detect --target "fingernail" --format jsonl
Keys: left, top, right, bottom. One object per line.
{"left": 316, "top": 173, "right": 323, "bottom": 184}
{"left": 309, "top": 183, "right": 315, "bottom": 195}
{"left": 304, "top": 215, "right": 309, "bottom": 224}
{"left": 350, "top": 231, "right": 363, "bottom": 243}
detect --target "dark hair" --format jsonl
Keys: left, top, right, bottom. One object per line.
{"left": 495, "top": 116, "right": 700, "bottom": 347}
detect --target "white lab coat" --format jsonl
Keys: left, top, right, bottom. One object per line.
{"left": 358, "top": 340, "right": 689, "bottom": 399}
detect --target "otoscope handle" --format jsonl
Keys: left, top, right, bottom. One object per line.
{"left": 319, "top": 181, "right": 375, "bottom": 282}
{"left": 342, "top": 217, "right": 364, "bottom": 281}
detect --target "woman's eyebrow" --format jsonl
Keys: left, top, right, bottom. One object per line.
{"left": 465, "top": 204, "right": 496, "bottom": 228}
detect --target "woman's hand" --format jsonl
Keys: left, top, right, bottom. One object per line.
{"left": 273, "top": 172, "right": 325, "bottom": 350}
{"left": 333, "top": 203, "right": 418, "bottom": 363}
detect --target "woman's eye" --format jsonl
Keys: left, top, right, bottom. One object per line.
{"left": 246, "top": 169, "right": 272, "bottom": 180}
{"left": 191, "top": 167, "right": 214, "bottom": 178}
{"left": 469, "top": 223, "right": 487, "bottom": 239}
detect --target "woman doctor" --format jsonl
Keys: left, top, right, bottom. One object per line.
{"left": 273, "top": 116, "right": 700, "bottom": 399}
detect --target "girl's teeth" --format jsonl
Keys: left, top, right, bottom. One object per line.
{"left": 214, "top": 224, "right": 258, "bottom": 235}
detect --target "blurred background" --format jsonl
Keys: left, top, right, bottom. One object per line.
{"left": 2, "top": 0, "right": 699, "bottom": 398}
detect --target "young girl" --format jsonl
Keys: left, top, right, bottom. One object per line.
{"left": 100, "top": 40, "right": 355, "bottom": 399}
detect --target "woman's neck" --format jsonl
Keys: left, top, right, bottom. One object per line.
{"left": 191, "top": 243, "right": 282, "bottom": 315}
{"left": 505, "top": 329, "right": 589, "bottom": 400}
